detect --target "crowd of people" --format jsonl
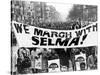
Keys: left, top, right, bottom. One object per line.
{"left": 11, "top": 46, "right": 97, "bottom": 74}
{"left": 11, "top": 0, "right": 95, "bottom": 30}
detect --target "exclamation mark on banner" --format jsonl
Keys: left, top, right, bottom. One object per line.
{"left": 80, "top": 34, "right": 87, "bottom": 44}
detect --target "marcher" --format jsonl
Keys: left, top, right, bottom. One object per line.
{"left": 31, "top": 48, "right": 37, "bottom": 73}
{"left": 42, "top": 48, "right": 50, "bottom": 72}
{"left": 87, "top": 48, "right": 97, "bottom": 70}
{"left": 17, "top": 47, "right": 31, "bottom": 74}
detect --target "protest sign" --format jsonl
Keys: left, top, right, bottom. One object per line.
{"left": 48, "top": 59, "right": 60, "bottom": 72}
{"left": 35, "top": 58, "right": 42, "bottom": 69}
{"left": 75, "top": 52, "right": 87, "bottom": 70}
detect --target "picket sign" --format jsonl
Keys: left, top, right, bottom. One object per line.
{"left": 48, "top": 59, "right": 60, "bottom": 72}
{"left": 75, "top": 52, "right": 87, "bottom": 70}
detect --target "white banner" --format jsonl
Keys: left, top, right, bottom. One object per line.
{"left": 12, "top": 21, "right": 98, "bottom": 48}
{"left": 48, "top": 59, "right": 60, "bottom": 72}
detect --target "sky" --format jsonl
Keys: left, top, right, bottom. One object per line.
{"left": 47, "top": 3, "right": 73, "bottom": 22}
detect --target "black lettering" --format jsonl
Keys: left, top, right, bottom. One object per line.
{"left": 93, "top": 23, "right": 97, "bottom": 31}
{"left": 32, "top": 36, "right": 39, "bottom": 45}
{"left": 23, "top": 25, "right": 29, "bottom": 34}
{"left": 83, "top": 29, "right": 86, "bottom": 35}
{"left": 14, "top": 23, "right": 22, "bottom": 33}
{"left": 51, "top": 31, "right": 58, "bottom": 37}
{"left": 43, "top": 31, "right": 50, "bottom": 37}
{"left": 56, "top": 38, "right": 69, "bottom": 46}
{"left": 75, "top": 30, "right": 83, "bottom": 37}
{"left": 40, "top": 38, "right": 47, "bottom": 46}
{"left": 86, "top": 26, "right": 91, "bottom": 32}
{"left": 69, "top": 37, "right": 80, "bottom": 46}
{"left": 48, "top": 38, "right": 55, "bottom": 46}
{"left": 59, "top": 32, "right": 65, "bottom": 38}
{"left": 34, "top": 28, "right": 43, "bottom": 36}
{"left": 66, "top": 32, "right": 72, "bottom": 38}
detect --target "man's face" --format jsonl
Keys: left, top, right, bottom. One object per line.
{"left": 22, "top": 50, "right": 27, "bottom": 57}
{"left": 80, "top": 64, "right": 85, "bottom": 70}
{"left": 91, "top": 50, "right": 95, "bottom": 56}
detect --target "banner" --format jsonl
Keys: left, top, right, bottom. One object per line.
{"left": 12, "top": 21, "right": 98, "bottom": 48}
{"left": 48, "top": 59, "right": 60, "bottom": 72}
